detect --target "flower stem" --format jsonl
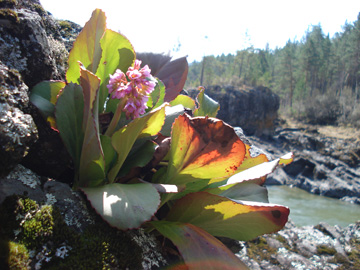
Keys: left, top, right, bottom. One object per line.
{"left": 105, "top": 98, "right": 126, "bottom": 137}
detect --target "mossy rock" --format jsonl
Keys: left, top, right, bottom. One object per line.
{"left": 0, "top": 195, "right": 143, "bottom": 269}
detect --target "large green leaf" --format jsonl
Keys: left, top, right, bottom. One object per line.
{"left": 82, "top": 183, "right": 160, "bottom": 230}
{"left": 77, "top": 67, "right": 105, "bottom": 188}
{"left": 108, "top": 105, "right": 167, "bottom": 182}
{"left": 55, "top": 83, "right": 84, "bottom": 171}
{"left": 96, "top": 29, "right": 135, "bottom": 113}
{"left": 193, "top": 87, "right": 220, "bottom": 117}
{"left": 66, "top": 9, "right": 106, "bottom": 83}
{"left": 166, "top": 192, "right": 289, "bottom": 241}
{"left": 30, "top": 81, "right": 66, "bottom": 128}
{"left": 164, "top": 114, "right": 245, "bottom": 184}
{"left": 151, "top": 221, "right": 248, "bottom": 269}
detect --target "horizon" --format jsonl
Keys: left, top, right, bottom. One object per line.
{"left": 40, "top": 0, "right": 360, "bottom": 62}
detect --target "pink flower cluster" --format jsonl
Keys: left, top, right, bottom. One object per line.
{"left": 107, "top": 60, "right": 156, "bottom": 119}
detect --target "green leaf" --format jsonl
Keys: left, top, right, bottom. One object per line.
{"left": 108, "top": 105, "right": 167, "bottom": 182}
{"left": 82, "top": 183, "right": 160, "bottom": 230}
{"left": 66, "top": 9, "right": 106, "bottom": 83}
{"left": 117, "top": 140, "right": 157, "bottom": 178}
{"left": 166, "top": 192, "right": 289, "bottom": 241}
{"left": 160, "top": 104, "right": 186, "bottom": 137}
{"left": 193, "top": 87, "right": 220, "bottom": 117}
{"left": 77, "top": 67, "right": 105, "bottom": 188}
{"left": 151, "top": 221, "right": 248, "bottom": 269}
{"left": 96, "top": 29, "right": 135, "bottom": 113}
{"left": 30, "top": 81, "right": 66, "bottom": 128}
{"left": 137, "top": 53, "right": 188, "bottom": 102}
{"left": 100, "top": 135, "right": 117, "bottom": 174}
{"left": 148, "top": 79, "right": 165, "bottom": 110}
{"left": 55, "top": 83, "right": 84, "bottom": 171}
{"left": 164, "top": 114, "right": 245, "bottom": 184}
{"left": 169, "top": 94, "right": 196, "bottom": 110}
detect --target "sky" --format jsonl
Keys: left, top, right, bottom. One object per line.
{"left": 40, "top": 0, "right": 360, "bottom": 63}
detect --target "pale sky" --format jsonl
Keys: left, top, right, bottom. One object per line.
{"left": 40, "top": 0, "right": 360, "bottom": 62}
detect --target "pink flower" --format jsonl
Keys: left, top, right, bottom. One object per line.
{"left": 107, "top": 60, "right": 156, "bottom": 119}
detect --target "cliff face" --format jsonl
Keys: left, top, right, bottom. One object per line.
{"left": 189, "top": 85, "right": 280, "bottom": 137}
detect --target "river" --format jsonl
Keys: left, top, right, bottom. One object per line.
{"left": 267, "top": 185, "right": 360, "bottom": 227}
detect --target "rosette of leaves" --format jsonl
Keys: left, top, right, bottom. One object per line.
{"left": 30, "top": 9, "right": 293, "bottom": 269}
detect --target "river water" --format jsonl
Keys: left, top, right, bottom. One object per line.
{"left": 267, "top": 185, "right": 360, "bottom": 227}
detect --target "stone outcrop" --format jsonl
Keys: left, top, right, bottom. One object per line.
{"left": 188, "top": 85, "right": 280, "bottom": 137}
{"left": 249, "top": 126, "right": 360, "bottom": 204}
{"left": 231, "top": 220, "right": 360, "bottom": 269}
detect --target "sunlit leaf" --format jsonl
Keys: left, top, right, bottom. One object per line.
{"left": 30, "top": 81, "right": 66, "bottom": 128}
{"left": 160, "top": 105, "right": 186, "bottom": 137}
{"left": 137, "top": 53, "right": 188, "bottom": 102}
{"left": 148, "top": 79, "right": 166, "bottom": 110}
{"left": 166, "top": 192, "right": 289, "bottom": 241}
{"left": 207, "top": 182, "right": 269, "bottom": 203}
{"left": 82, "top": 183, "right": 160, "bottom": 230}
{"left": 224, "top": 153, "right": 293, "bottom": 186}
{"left": 77, "top": 67, "right": 105, "bottom": 188}
{"left": 108, "top": 105, "right": 167, "bottom": 182}
{"left": 55, "top": 83, "right": 84, "bottom": 170}
{"left": 151, "top": 221, "right": 248, "bottom": 270}
{"left": 66, "top": 9, "right": 106, "bottom": 83}
{"left": 169, "top": 94, "right": 196, "bottom": 110}
{"left": 193, "top": 87, "right": 220, "bottom": 117}
{"left": 96, "top": 29, "right": 135, "bottom": 113}
{"left": 164, "top": 114, "right": 245, "bottom": 184}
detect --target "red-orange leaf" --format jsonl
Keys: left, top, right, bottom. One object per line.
{"left": 165, "top": 114, "right": 245, "bottom": 184}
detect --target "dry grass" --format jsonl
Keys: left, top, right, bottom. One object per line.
{"left": 281, "top": 117, "right": 360, "bottom": 141}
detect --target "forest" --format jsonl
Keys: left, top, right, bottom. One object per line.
{"left": 185, "top": 13, "right": 360, "bottom": 127}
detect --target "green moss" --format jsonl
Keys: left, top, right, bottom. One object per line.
{"left": 0, "top": 8, "right": 19, "bottom": 23}
{"left": 245, "top": 236, "right": 279, "bottom": 265}
{"left": 0, "top": 195, "right": 143, "bottom": 269}
{"left": 316, "top": 244, "right": 336, "bottom": 255}
{"left": 7, "top": 242, "right": 30, "bottom": 270}
{"left": 32, "top": 4, "right": 46, "bottom": 16}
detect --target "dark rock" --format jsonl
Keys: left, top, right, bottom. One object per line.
{"left": 0, "top": 62, "right": 38, "bottom": 176}
{"left": 0, "top": 0, "right": 67, "bottom": 88}
{"left": 0, "top": 164, "right": 44, "bottom": 204}
{"left": 188, "top": 85, "right": 280, "bottom": 137}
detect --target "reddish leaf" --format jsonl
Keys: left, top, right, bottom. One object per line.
{"left": 165, "top": 114, "right": 245, "bottom": 184}
{"left": 152, "top": 221, "right": 248, "bottom": 270}
{"left": 137, "top": 53, "right": 188, "bottom": 102}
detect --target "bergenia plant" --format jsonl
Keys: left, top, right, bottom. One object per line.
{"left": 30, "top": 9, "right": 293, "bottom": 269}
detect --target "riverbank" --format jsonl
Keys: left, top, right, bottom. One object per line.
{"left": 247, "top": 118, "right": 360, "bottom": 204}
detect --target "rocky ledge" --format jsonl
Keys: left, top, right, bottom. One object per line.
{"left": 231, "top": 220, "right": 360, "bottom": 270}
{"left": 247, "top": 124, "right": 360, "bottom": 204}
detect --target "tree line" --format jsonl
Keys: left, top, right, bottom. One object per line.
{"left": 185, "top": 13, "right": 360, "bottom": 125}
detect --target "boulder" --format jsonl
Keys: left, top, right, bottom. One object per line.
{"left": 0, "top": 62, "right": 38, "bottom": 176}
{"left": 188, "top": 85, "right": 280, "bottom": 137}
